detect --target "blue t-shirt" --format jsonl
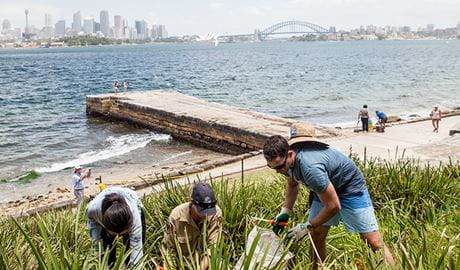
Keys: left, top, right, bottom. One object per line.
{"left": 376, "top": 111, "right": 386, "bottom": 119}
{"left": 287, "top": 147, "right": 366, "bottom": 196}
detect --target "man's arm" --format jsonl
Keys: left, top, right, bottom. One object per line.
{"left": 207, "top": 209, "right": 223, "bottom": 245}
{"left": 162, "top": 217, "right": 176, "bottom": 248}
{"left": 283, "top": 176, "right": 300, "bottom": 210}
{"left": 309, "top": 183, "right": 340, "bottom": 227}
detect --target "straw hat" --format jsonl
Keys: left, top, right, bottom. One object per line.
{"left": 288, "top": 123, "right": 329, "bottom": 147}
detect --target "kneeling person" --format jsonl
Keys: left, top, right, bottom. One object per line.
{"left": 86, "top": 187, "right": 145, "bottom": 267}
{"left": 163, "top": 182, "right": 222, "bottom": 268}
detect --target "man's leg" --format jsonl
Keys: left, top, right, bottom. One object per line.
{"left": 308, "top": 198, "right": 339, "bottom": 269}
{"left": 309, "top": 225, "right": 330, "bottom": 270}
{"left": 360, "top": 231, "right": 395, "bottom": 265}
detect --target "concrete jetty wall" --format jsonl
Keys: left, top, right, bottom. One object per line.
{"left": 86, "top": 91, "right": 335, "bottom": 155}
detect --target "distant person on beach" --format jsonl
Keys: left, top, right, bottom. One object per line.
{"left": 163, "top": 182, "right": 222, "bottom": 270}
{"left": 430, "top": 105, "right": 442, "bottom": 132}
{"left": 72, "top": 165, "right": 91, "bottom": 205}
{"left": 358, "top": 105, "right": 370, "bottom": 132}
{"left": 375, "top": 111, "right": 388, "bottom": 128}
{"left": 263, "top": 123, "right": 394, "bottom": 268}
{"left": 123, "top": 81, "right": 128, "bottom": 94}
{"left": 113, "top": 81, "right": 119, "bottom": 95}
{"left": 86, "top": 187, "right": 145, "bottom": 267}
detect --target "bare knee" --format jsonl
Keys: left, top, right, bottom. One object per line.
{"left": 360, "top": 232, "right": 382, "bottom": 251}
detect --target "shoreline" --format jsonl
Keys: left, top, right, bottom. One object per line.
{"left": 1, "top": 113, "right": 459, "bottom": 217}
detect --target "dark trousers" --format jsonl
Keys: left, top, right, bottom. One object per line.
{"left": 101, "top": 208, "right": 146, "bottom": 266}
{"left": 361, "top": 118, "right": 369, "bottom": 131}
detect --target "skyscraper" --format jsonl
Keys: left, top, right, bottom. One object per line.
{"left": 100, "top": 10, "right": 110, "bottom": 37}
{"left": 45, "top": 14, "right": 52, "bottom": 27}
{"left": 55, "top": 20, "right": 66, "bottom": 37}
{"left": 2, "top": 19, "right": 11, "bottom": 31}
{"left": 72, "top": 11, "right": 82, "bottom": 33}
{"left": 135, "top": 20, "right": 148, "bottom": 39}
{"left": 158, "top": 25, "right": 168, "bottom": 39}
{"left": 114, "top": 15, "right": 123, "bottom": 38}
{"left": 83, "top": 17, "right": 94, "bottom": 34}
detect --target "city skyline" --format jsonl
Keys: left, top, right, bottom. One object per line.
{"left": 1, "top": 0, "right": 459, "bottom": 36}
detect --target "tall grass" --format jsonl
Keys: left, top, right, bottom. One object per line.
{"left": 0, "top": 156, "right": 458, "bottom": 269}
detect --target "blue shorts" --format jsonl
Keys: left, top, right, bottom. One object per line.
{"left": 308, "top": 189, "right": 379, "bottom": 233}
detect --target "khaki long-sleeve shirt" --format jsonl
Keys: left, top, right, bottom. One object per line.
{"left": 163, "top": 202, "right": 223, "bottom": 257}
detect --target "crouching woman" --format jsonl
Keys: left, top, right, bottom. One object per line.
{"left": 86, "top": 187, "right": 146, "bottom": 267}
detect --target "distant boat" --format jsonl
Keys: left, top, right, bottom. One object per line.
{"left": 214, "top": 39, "right": 219, "bottom": 47}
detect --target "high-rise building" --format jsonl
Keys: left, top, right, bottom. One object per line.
{"left": 83, "top": 17, "right": 94, "bottom": 34}
{"left": 135, "top": 20, "right": 148, "bottom": 39}
{"left": 55, "top": 20, "right": 66, "bottom": 37}
{"left": 329, "top": 26, "right": 336, "bottom": 33}
{"left": 158, "top": 24, "right": 168, "bottom": 39}
{"left": 426, "top": 24, "right": 434, "bottom": 33}
{"left": 94, "top": 22, "right": 100, "bottom": 32}
{"left": 45, "top": 14, "right": 52, "bottom": 27}
{"left": 72, "top": 11, "right": 82, "bottom": 33}
{"left": 100, "top": 10, "right": 110, "bottom": 37}
{"left": 2, "top": 19, "right": 11, "bottom": 31}
{"left": 114, "top": 15, "right": 123, "bottom": 38}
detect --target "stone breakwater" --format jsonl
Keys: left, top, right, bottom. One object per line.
{"left": 86, "top": 91, "right": 338, "bottom": 155}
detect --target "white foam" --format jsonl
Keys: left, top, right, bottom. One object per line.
{"left": 36, "top": 133, "right": 171, "bottom": 173}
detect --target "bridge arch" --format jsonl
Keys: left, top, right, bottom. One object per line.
{"left": 259, "top": 21, "right": 330, "bottom": 40}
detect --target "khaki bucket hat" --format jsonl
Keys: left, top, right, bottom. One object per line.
{"left": 288, "top": 123, "right": 329, "bottom": 147}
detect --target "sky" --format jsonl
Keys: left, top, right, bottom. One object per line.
{"left": 0, "top": 0, "right": 459, "bottom": 36}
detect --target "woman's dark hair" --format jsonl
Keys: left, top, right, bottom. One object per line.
{"left": 101, "top": 193, "right": 133, "bottom": 234}
{"left": 363, "top": 105, "right": 368, "bottom": 108}
{"left": 263, "top": 135, "right": 289, "bottom": 161}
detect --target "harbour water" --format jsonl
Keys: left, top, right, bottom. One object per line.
{"left": 1, "top": 40, "right": 459, "bottom": 199}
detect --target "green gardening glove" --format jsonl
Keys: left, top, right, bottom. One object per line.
{"left": 272, "top": 207, "right": 291, "bottom": 235}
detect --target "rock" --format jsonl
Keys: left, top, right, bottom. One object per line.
{"left": 37, "top": 195, "right": 44, "bottom": 199}
{"left": 387, "top": 115, "right": 401, "bottom": 123}
{"left": 408, "top": 114, "right": 421, "bottom": 118}
{"left": 335, "top": 127, "right": 342, "bottom": 129}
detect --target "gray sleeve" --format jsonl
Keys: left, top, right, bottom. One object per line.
{"left": 86, "top": 203, "right": 103, "bottom": 243}
{"left": 128, "top": 215, "right": 143, "bottom": 265}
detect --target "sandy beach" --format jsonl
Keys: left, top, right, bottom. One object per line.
{"left": 1, "top": 115, "right": 459, "bottom": 217}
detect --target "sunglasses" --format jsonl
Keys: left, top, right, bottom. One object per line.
{"left": 270, "top": 155, "right": 287, "bottom": 170}
{"left": 192, "top": 200, "right": 217, "bottom": 209}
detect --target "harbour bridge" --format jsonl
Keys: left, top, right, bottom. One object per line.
{"left": 217, "top": 20, "right": 332, "bottom": 41}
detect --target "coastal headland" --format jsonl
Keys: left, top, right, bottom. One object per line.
{"left": 1, "top": 91, "right": 459, "bottom": 217}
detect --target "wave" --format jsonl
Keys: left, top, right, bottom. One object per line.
{"left": 36, "top": 133, "right": 171, "bottom": 173}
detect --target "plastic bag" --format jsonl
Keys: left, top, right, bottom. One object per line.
{"left": 234, "top": 226, "right": 293, "bottom": 270}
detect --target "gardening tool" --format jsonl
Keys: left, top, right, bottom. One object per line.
{"left": 248, "top": 215, "right": 289, "bottom": 227}
{"left": 95, "top": 176, "right": 106, "bottom": 192}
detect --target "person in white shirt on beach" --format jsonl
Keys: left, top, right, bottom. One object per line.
{"left": 72, "top": 165, "right": 91, "bottom": 205}
{"left": 430, "top": 105, "right": 442, "bottom": 132}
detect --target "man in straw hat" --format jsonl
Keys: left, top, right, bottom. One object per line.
{"left": 263, "top": 123, "right": 394, "bottom": 268}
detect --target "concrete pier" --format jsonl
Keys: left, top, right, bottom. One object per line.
{"left": 86, "top": 91, "right": 337, "bottom": 154}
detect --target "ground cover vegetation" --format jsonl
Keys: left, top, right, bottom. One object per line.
{"left": 0, "top": 154, "right": 459, "bottom": 269}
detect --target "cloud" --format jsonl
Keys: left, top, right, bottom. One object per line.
{"left": 209, "top": 2, "right": 225, "bottom": 10}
